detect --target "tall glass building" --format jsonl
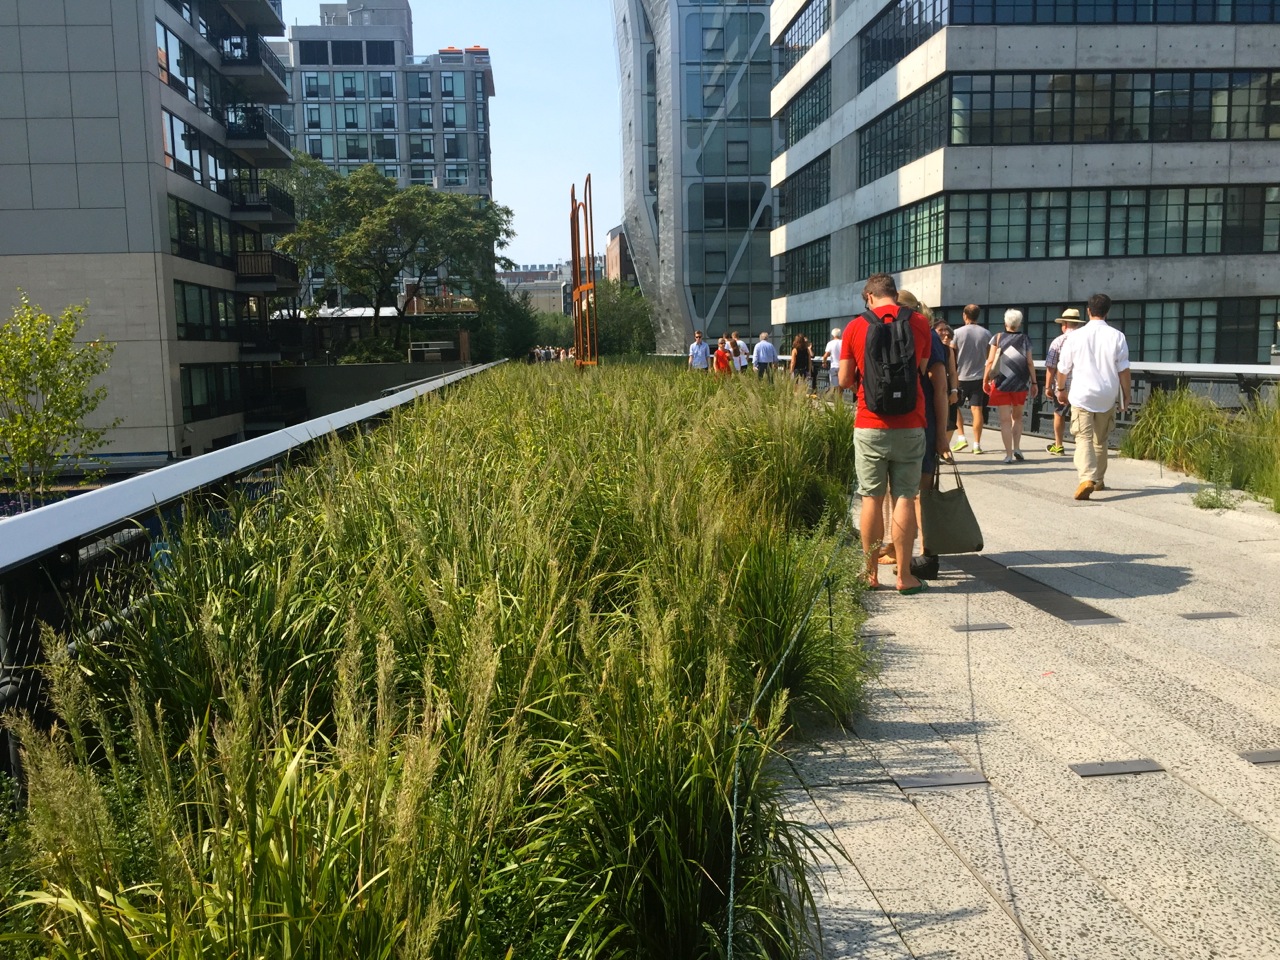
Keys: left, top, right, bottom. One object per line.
{"left": 770, "top": 0, "right": 1280, "bottom": 363}
{"left": 614, "top": 0, "right": 774, "bottom": 353}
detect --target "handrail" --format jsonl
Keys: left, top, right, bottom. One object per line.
{"left": 225, "top": 104, "right": 290, "bottom": 147}
{"left": 0, "top": 363, "right": 503, "bottom": 577}
{"left": 219, "top": 32, "right": 288, "bottom": 86}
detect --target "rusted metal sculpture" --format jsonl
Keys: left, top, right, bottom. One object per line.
{"left": 569, "top": 175, "right": 599, "bottom": 367}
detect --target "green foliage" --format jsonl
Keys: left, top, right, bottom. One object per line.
{"left": 4, "top": 365, "right": 870, "bottom": 958}
{"left": 1121, "top": 386, "right": 1280, "bottom": 511}
{"left": 533, "top": 309, "right": 574, "bottom": 349}
{"left": 0, "top": 292, "right": 119, "bottom": 508}
{"left": 337, "top": 337, "right": 403, "bottom": 363}
{"left": 595, "top": 279, "right": 656, "bottom": 356}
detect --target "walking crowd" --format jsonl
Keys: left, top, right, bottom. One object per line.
{"left": 690, "top": 278, "right": 1133, "bottom": 593}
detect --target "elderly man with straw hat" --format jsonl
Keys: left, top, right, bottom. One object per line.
{"left": 1043, "top": 307, "right": 1084, "bottom": 456}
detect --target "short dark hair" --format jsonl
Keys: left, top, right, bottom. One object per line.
{"left": 1087, "top": 294, "right": 1111, "bottom": 318}
{"left": 962, "top": 303, "right": 981, "bottom": 323}
{"left": 863, "top": 273, "right": 897, "bottom": 301}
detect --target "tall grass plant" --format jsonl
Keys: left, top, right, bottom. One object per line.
{"left": 3, "top": 363, "right": 870, "bottom": 958}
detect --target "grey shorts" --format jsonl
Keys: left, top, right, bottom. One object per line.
{"left": 855, "top": 427, "right": 926, "bottom": 499}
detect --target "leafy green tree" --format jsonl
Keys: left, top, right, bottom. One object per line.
{"left": 0, "top": 293, "right": 119, "bottom": 509}
{"left": 595, "top": 279, "right": 656, "bottom": 356}
{"left": 534, "top": 309, "right": 574, "bottom": 348}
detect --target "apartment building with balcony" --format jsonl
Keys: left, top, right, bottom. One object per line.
{"left": 770, "top": 0, "right": 1280, "bottom": 363}
{"left": 0, "top": 0, "right": 299, "bottom": 463}
{"left": 614, "top": 0, "right": 775, "bottom": 353}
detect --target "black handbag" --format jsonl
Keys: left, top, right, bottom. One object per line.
{"left": 920, "top": 459, "right": 984, "bottom": 555}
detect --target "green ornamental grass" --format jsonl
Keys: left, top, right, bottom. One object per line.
{"left": 2, "top": 363, "right": 872, "bottom": 959}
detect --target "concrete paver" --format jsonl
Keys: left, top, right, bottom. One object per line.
{"left": 799, "top": 450, "right": 1280, "bottom": 959}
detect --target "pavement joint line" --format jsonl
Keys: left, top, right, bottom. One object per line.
{"left": 1239, "top": 749, "right": 1280, "bottom": 765}
{"left": 1068, "top": 758, "right": 1166, "bottom": 777}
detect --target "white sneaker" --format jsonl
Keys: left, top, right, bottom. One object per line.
{"left": 1002, "top": 455, "right": 1014, "bottom": 464}
{"left": 972, "top": 444, "right": 984, "bottom": 455}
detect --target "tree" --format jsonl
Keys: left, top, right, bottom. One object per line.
{"left": 595, "top": 279, "right": 656, "bottom": 356}
{"left": 0, "top": 292, "right": 119, "bottom": 509}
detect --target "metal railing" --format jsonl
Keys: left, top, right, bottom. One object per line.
{"left": 219, "top": 32, "right": 288, "bottom": 86}
{"left": 0, "top": 364, "right": 504, "bottom": 792}
{"left": 236, "top": 249, "right": 299, "bottom": 284}
{"left": 219, "top": 178, "right": 296, "bottom": 219}
{"left": 225, "top": 104, "right": 290, "bottom": 147}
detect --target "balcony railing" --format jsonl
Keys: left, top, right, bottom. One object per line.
{"left": 236, "top": 250, "right": 299, "bottom": 286}
{"left": 225, "top": 105, "right": 290, "bottom": 147}
{"left": 218, "top": 178, "right": 296, "bottom": 219}
{"left": 219, "top": 32, "right": 288, "bottom": 87}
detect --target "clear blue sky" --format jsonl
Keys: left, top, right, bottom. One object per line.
{"left": 279, "top": 0, "right": 624, "bottom": 268}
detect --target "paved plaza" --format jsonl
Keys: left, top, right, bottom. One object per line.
{"left": 791, "top": 450, "right": 1280, "bottom": 959}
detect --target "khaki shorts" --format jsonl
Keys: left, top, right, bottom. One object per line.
{"left": 855, "top": 427, "right": 925, "bottom": 499}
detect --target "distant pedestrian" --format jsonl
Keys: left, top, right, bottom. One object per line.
{"left": 752, "top": 330, "right": 778, "bottom": 378}
{"left": 789, "top": 334, "right": 812, "bottom": 389}
{"left": 822, "top": 327, "right": 843, "bottom": 396}
{"left": 982, "top": 309, "right": 1037, "bottom": 463}
{"left": 1055, "top": 294, "right": 1131, "bottom": 500}
{"left": 951, "top": 304, "right": 989, "bottom": 454}
{"left": 933, "top": 320, "right": 961, "bottom": 448}
{"left": 1043, "top": 308, "right": 1083, "bottom": 455}
{"left": 713, "top": 337, "right": 733, "bottom": 376}
{"left": 688, "top": 330, "right": 710, "bottom": 371}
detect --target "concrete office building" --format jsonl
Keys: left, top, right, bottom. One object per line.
{"left": 614, "top": 0, "right": 774, "bottom": 353}
{"left": 0, "top": 0, "right": 297, "bottom": 463}
{"left": 770, "top": 0, "right": 1280, "bottom": 362}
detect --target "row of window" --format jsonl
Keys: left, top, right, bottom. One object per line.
{"left": 300, "top": 70, "right": 485, "bottom": 101}
{"left": 860, "top": 71, "right": 1280, "bottom": 184}
{"left": 156, "top": 20, "right": 226, "bottom": 122}
{"left": 300, "top": 158, "right": 487, "bottom": 188}
{"left": 857, "top": 0, "right": 1280, "bottom": 92}
{"left": 683, "top": 64, "right": 772, "bottom": 121}
{"left": 780, "top": 65, "right": 830, "bottom": 150}
{"left": 781, "top": 298, "right": 1276, "bottom": 365}
{"left": 776, "top": 151, "right": 830, "bottom": 225}
{"left": 858, "top": 184, "right": 1280, "bottom": 274}
{"left": 162, "top": 109, "right": 233, "bottom": 191}
{"left": 298, "top": 102, "right": 482, "bottom": 132}
{"left": 175, "top": 280, "right": 237, "bottom": 341}
{"left": 181, "top": 363, "right": 241, "bottom": 424}
{"left": 686, "top": 181, "right": 770, "bottom": 231}
{"left": 683, "top": 11, "right": 771, "bottom": 65}
{"left": 300, "top": 133, "right": 476, "bottom": 162}
{"left": 168, "top": 195, "right": 234, "bottom": 271}
{"left": 297, "top": 39, "right": 396, "bottom": 67}
{"left": 774, "top": 0, "right": 829, "bottom": 80}
{"left": 782, "top": 236, "right": 831, "bottom": 296}
{"left": 686, "top": 120, "right": 771, "bottom": 177}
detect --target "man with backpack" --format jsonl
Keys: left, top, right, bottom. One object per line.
{"left": 839, "top": 273, "right": 945, "bottom": 594}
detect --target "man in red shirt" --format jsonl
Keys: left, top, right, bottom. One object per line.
{"left": 839, "top": 273, "right": 941, "bottom": 594}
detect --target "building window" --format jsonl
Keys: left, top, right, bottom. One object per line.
{"left": 475, "top": 104, "right": 486, "bottom": 130}
{"left": 443, "top": 134, "right": 465, "bottom": 159}
{"left": 342, "top": 104, "right": 365, "bottom": 129}
{"left": 410, "top": 106, "right": 433, "bottom": 130}
{"left": 174, "top": 281, "right": 237, "bottom": 341}
{"left": 375, "top": 105, "right": 397, "bottom": 129}
{"left": 777, "top": 151, "right": 830, "bottom": 225}
{"left": 478, "top": 162, "right": 489, "bottom": 187}
{"left": 305, "top": 135, "right": 335, "bottom": 160}
{"left": 408, "top": 72, "right": 431, "bottom": 98}
{"left": 475, "top": 72, "right": 486, "bottom": 99}
{"left": 373, "top": 135, "right": 397, "bottom": 160}
{"left": 342, "top": 135, "right": 369, "bottom": 161}
{"left": 330, "top": 40, "right": 363, "bottom": 66}
{"left": 780, "top": 65, "right": 830, "bottom": 150}
{"left": 167, "top": 195, "right": 234, "bottom": 270}
{"left": 859, "top": 78, "right": 949, "bottom": 185}
{"left": 298, "top": 40, "right": 329, "bottom": 65}
{"left": 302, "top": 71, "right": 331, "bottom": 99}
{"left": 369, "top": 71, "right": 395, "bottom": 98}
{"left": 774, "top": 0, "right": 830, "bottom": 79}
{"left": 441, "top": 71, "right": 463, "bottom": 98}
{"left": 408, "top": 135, "right": 434, "bottom": 160}
{"left": 337, "top": 71, "right": 364, "bottom": 98}
{"left": 410, "top": 165, "right": 434, "bottom": 186}
{"left": 782, "top": 237, "right": 830, "bottom": 296}
{"left": 161, "top": 109, "right": 229, "bottom": 190}
{"left": 155, "top": 21, "right": 225, "bottom": 121}
{"left": 442, "top": 103, "right": 467, "bottom": 129}
{"left": 365, "top": 40, "right": 395, "bottom": 65}
{"left": 444, "top": 163, "right": 468, "bottom": 187}
{"left": 181, "top": 363, "right": 242, "bottom": 423}
{"left": 858, "top": 196, "right": 947, "bottom": 276}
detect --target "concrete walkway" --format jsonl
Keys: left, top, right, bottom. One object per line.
{"left": 790, "top": 447, "right": 1280, "bottom": 959}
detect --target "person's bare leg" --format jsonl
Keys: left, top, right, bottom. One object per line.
{"left": 1012, "top": 402, "right": 1025, "bottom": 452}
{"left": 892, "top": 495, "right": 921, "bottom": 591}
{"left": 860, "top": 494, "right": 885, "bottom": 586}
{"left": 999, "top": 406, "right": 1014, "bottom": 456}
{"left": 972, "top": 405, "right": 984, "bottom": 448}
{"left": 913, "top": 471, "right": 933, "bottom": 558}
{"left": 1053, "top": 412, "right": 1065, "bottom": 448}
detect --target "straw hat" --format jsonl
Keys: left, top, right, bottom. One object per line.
{"left": 1056, "top": 307, "right": 1083, "bottom": 325}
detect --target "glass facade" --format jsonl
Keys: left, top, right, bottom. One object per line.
{"left": 859, "top": 0, "right": 1280, "bottom": 91}
{"left": 859, "top": 184, "right": 1280, "bottom": 273}
{"left": 181, "top": 364, "right": 242, "bottom": 423}
{"left": 174, "top": 281, "right": 237, "bottom": 341}
{"left": 777, "top": 151, "right": 830, "bottom": 225}
{"left": 860, "top": 71, "right": 1280, "bottom": 185}
{"left": 168, "top": 195, "right": 234, "bottom": 270}
{"left": 681, "top": 2, "right": 773, "bottom": 333}
{"left": 774, "top": 0, "right": 830, "bottom": 80}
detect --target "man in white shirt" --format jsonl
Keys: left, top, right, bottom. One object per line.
{"left": 752, "top": 330, "right": 778, "bottom": 378}
{"left": 822, "top": 327, "right": 843, "bottom": 395}
{"left": 688, "top": 330, "right": 710, "bottom": 372}
{"left": 1055, "top": 293, "right": 1131, "bottom": 501}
